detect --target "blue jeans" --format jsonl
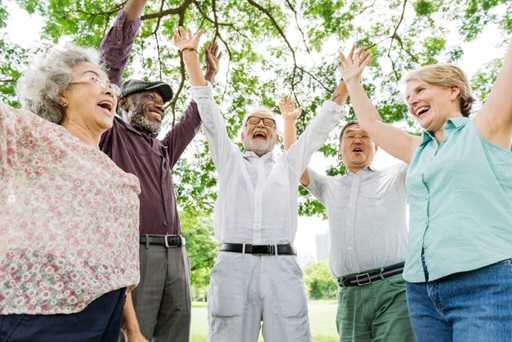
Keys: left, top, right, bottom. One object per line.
{"left": 407, "top": 259, "right": 512, "bottom": 342}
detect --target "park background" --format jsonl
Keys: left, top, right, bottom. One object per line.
{"left": 1, "top": 0, "right": 511, "bottom": 340}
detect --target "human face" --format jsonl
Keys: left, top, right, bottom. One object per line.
{"left": 241, "top": 112, "right": 278, "bottom": 157}
{"left": 339, "top": 124, "right": 376, "bottom": 173}
{"left": 124, "top": 90, "right": 165, "bottom": 134}
{"left": 61, "top": 62, "right": 117, "bottom": 132}
{"left": 405, "top": 79, "right": 460, "bottom": 133}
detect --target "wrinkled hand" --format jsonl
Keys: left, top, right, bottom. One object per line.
{"left": 173, "top": 26, "right": 204, "bottom": 52}
{"left": 204, "top": 41, "right": 222, "bottom": 82}
{"left": 279, "top": 97, "right": 302, "bottom": 121}
{"left": 338, "top": 45, "right": 371, "bottom": 83}
{"left": 123, "top": 330, "right": 149, "bottom": 342}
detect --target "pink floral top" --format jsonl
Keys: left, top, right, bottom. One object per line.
{"left": 0, "top": 102, "right": 141, "bottom": 315}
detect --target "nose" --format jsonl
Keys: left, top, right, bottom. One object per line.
{"left": 104, "top": 87, "right": 115, "bottom": 99}
{"left": 154, "top": 101, "right": 165, "bottom": 110}
{"left": 407, "top": 93, "right": 418, "bottom": 107}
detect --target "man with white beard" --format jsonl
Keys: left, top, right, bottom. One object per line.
{"left": 174, "top": 26, "right": 350, "bottom": 342}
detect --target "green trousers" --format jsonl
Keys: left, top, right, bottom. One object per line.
{"left": 336, "top": 273, "right": 416, "bottom": 342}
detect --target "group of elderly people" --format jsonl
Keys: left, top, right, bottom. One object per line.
{"left": 0, "top": 2, "right": 511, "bottom": 341}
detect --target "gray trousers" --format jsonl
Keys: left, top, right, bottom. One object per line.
{"left": 122, "top": 244, "right": 191, "bottom": 342}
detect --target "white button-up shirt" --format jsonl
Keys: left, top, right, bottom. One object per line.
{"left": 307, "top": 163, "right": 408, "bottom": 277}
{"left": 191, "top": 85, "right": 345, "bottom": 245}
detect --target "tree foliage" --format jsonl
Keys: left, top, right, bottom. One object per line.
{"left": 179, "top": 208, "right": 218, "bottom": 288}
{"left": 1, "top": 0, "right": 511, "bottom": 219}
{"left": 303, "top": 259, "right": 337, "bottom": 299}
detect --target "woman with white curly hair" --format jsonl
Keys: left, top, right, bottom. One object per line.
{"left": 0, "top": 44, "right": 141, "bottom": 341}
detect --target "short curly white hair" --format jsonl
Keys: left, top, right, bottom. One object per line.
{"left": 16, "top": 44, "right": 103, "bottom": 124}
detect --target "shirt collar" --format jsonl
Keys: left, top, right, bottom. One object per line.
{"left": 421, "top": 116, "right": 470, "bottom": 143}
{"left": 242, "top": 150, "right": 275, "bottom": 161}
{"left": 345, "top": 164, "right": 376, "bottom": 175}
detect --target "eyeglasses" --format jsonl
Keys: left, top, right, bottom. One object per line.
{"left": 245, "top": 116, "right": 276, "bottom": 127}
{"left": 70, "top": 76, "right": 121, "bottom": 96}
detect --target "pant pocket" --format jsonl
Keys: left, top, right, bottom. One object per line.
{"left": 208, "top": 254, "right": 246, "bottom": 317}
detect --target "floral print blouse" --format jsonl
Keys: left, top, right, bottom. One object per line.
{"left": 0, "top": 102, "right": 141, "bottom": 315}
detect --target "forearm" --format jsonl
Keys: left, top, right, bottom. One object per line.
{"left": 330, "top": 80, "right": 349, "bottom": 106}
{"left": 123, "top": 0, "right": 148, "bottom": 31}
{"left": 344, "top": 78, "right": 382, "bottom": 128}
{"left": 288, "top": 101, "right": 345, "bottom": 172}
{"left": 191, "top": 85, "right": 234, "bottom": 171}
{"left": 283, "top": 118, "right": 297, "bottom": 151}
{"left": 99, "top": 11, "right": 141, "bottom": 86}
{"left": 183, "top": 50, "right": 207, "bottom": 87}
{"left": 120, "top": 292, "right": 146, "bottom": 341}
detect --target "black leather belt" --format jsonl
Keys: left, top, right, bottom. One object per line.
{"left": 220, "top": 243, "right": 296, "bottom": 256}
{"left": 338, "top": 262, "right": 405, "bottom": 287}
{"left": 140, "top": 234, "right": 185, "bottom": 247}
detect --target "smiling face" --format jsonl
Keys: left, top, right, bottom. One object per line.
{"left": 405, "top": 79, "right": 461, "bottom": 133}
{"left": 339, "top": 124, "right": 377, "bottom": 173}
{"left": 121, "top": 90, "right": 166, "bottom": 134}
{"left": 60, "top": 61, "right": 117, "bottom": 133}
{"left": 241, "top": 111, "right": 279, "bottom": 157}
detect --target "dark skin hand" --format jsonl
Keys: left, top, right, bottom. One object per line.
{"left": 204, "top": 41, "right": 222, "bottom": 83}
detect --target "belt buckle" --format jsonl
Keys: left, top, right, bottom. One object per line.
{"left": 252, "top": 245, "right": 274, "bottom": 256}
{"left": 164, "top": 235, "right": 180, "bottom": 248}
{"left": 356, "top": 273, "right": 371, "bottom": 286}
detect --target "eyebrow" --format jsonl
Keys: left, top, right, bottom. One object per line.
{"left": 80, "top": 70, "right": 109, "bottom": 81}
{"left": 80, "top": 70, "right": 100, "bottom": 76}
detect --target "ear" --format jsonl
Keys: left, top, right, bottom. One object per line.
{"left": 57, "top": 93, "right": 68, "bottom": 108}
{"left": 240, "top": 131, "right": 245, "bottom": 141}
{"left": 275, "top": 132, "right": 279, "bottom": 143}
{"left": 449, "top": 85, "right": 460, "bottom": 100}
{"left": 119, "top": 97, "right": 130, "bottom": 111}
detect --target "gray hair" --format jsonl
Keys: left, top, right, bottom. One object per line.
{"left": 16, "top": 44, "right": 102, "bottom": 124}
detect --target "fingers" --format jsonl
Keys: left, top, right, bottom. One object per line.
{"left": 348, "top": 45, "right": 356, "bottom": 61}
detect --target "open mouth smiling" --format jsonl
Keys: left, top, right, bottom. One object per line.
{"left": 416, "top": 106, "right": 430, "bottom": 116}
{"left": 98, "top": 100, "right": 114, "bottom": 113}
{"left": 253, "top": 131, "right": 267, "bottom": 139}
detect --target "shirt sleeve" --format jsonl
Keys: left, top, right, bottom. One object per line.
{"left": 305, "top": 167, "right": 328, "bottom": 204}
{"left": 190, "top": 83, "right": 238, "bottom": 175}
{"left": 0, "top": 102, "right": 44, "bottom": 173}
{"left": 99, "top": 10, "right": 142, "bottom": 87}
{"left": 287, "top": 101, "right": 346, "bottom": 176}
{"left": 161, "top": 101, "right": 202, "bottom": 168}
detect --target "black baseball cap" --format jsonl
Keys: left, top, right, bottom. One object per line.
{"left": 121, "top": 79, "right": 173, "bottom": 104}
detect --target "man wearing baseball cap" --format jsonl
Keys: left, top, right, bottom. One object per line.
{"left": 98, "top": 0, "right": 221, "bottom": 341}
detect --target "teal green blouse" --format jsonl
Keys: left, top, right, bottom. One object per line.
{"left": 405, "top": 117, "right": 512, "bottom": 282}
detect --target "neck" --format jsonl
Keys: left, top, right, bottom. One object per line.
{"left": 347, "top": 164, "right": 368, "bottom": 174}
{"left": 60, "top": 120, "right": 102, "bottom": 149}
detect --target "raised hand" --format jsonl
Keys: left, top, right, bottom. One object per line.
{"left": 205, "top": 41, "right": 222, "bottom": 83}
{"left": 173, "top": 26, "right": 204, "bottom": 53}
{"left": 279, "top": 97, "right": 302, "bottom": 122}
{"left": 338, "top": 45, "right": 371, "bottom": 83}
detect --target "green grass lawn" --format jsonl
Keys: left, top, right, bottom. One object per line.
{"left": 190, "top": 299, "right": 338, "bottom": 342}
